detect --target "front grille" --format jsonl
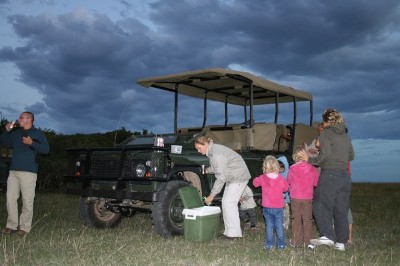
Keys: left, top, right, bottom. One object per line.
{"left": 87, "top": 149, "right": 167, "bottom": 179}
{"left": 90, "top": 151, "right": 121, "bottom": 177}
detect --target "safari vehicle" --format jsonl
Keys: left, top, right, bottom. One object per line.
{"left": 64, "top": 68, "right": 318, "bottom": 237}
{"left": 0, "top": 145, "right": 13, "bottom": 191}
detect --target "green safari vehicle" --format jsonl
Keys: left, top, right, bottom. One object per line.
{"left": 64, "top": 68, "right": 318, "bottom": 237}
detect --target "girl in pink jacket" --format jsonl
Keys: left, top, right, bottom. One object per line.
{"left": 253, "top": 156, "right": 289, "bottom": 250}
{"left": 288, "top": 146, "right": 320, "bottom": 249}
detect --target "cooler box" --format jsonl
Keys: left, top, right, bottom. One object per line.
{"left": 179, "top": 187, "right": 221, "bottom": 242}
{"left": 182, "top": 206, "right": 221, "bottom": 242}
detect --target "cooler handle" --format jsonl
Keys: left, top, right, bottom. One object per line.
{"left": 185, "top": 214, "right": 197, "bottom": 220}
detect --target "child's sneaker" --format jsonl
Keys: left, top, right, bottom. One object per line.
{"left": 288, "top": 239, "right": 300, "bottom": 248}
{"left": 250, "top": 227, "right": 257, "bottom": 233}
{"left": 310, "top": 236, "right": 334, "bottom": 246}
{"left": 264, "top": 245, "right": 273, "bottom": 251}
{"left": 307, "top": 244, "right": 316, "bottom": 250}
{"left": 334, "top": 242, "right": 345, "bottom": 251}
{"left": 243, "top": 222, "right": 251, "bottom": 230}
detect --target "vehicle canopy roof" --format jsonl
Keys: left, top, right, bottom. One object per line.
{"left": 137, "top": 68, "right": 312, "bottom": 106}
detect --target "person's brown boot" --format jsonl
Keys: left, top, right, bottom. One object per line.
{"left": 17, "top": 230, "right": 28, "bottom": 237}
{"left": 2, "top": 228, "right": 16, "bottom": 234}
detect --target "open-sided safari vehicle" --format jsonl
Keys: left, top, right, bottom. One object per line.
{"left": 64, "top": 68, "right": 317, "bottom": 237}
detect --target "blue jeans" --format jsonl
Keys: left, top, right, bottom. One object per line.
{"left": 263, "top": 207, "right": 285, "bottom": 249}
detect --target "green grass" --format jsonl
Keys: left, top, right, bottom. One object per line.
{"left": 1, "top": 183, "right": 399, "bottom": 265}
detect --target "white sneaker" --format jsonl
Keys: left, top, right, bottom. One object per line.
{"left": 334, "top": 242, "right": 345, "bottom": 251}
{"left": 307, "top": 244, "right": 316, "bottom": 250}
{"left": 310, "top": 236, "right": 334, "bottom": 246}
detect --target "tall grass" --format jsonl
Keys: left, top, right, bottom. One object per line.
{"left": 1, "top": 183, "right": 399, "bottom": 265}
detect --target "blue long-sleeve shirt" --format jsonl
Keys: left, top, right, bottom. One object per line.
{"left": 0, "top": 126, "right": 49, "bottom": 173}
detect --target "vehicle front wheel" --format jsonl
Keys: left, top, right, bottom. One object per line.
{"left": 152, "top": 180, "right": 189, "bottom": 237}
{"left": 79, "top": 197, "right": 122, "bottom": 228}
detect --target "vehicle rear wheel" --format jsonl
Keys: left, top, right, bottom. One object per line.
{"left": 152, "top": 180, "right": 189, "bottom": 237}
{"left": 79, "top": 197, "right": 122, "bottom": 228}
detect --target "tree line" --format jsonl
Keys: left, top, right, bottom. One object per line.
{"left": 0, "top": 116, "right": 148, "bottom": 192}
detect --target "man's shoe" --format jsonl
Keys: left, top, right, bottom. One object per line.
{"left": 310, "top": 236, "right": 334, "bottom": 246}
{"left": 334, "top": 242, "right": 345, "bottom": 251}
{"left": 17, "top": 230, "right": 28, "bottom": 237}
{"left": 2, "top": 228, "right": 16, "bottom": 234}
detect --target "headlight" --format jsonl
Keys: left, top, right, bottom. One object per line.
{"left": 135, "top": 163, "right": 146, "bottom": 178}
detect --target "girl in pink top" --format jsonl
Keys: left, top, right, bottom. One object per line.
{"left": 288, "top": 146, "right": 320, "bottom": 248}
{"left": 253, "top": 156, "right": 289, "bottom": 250}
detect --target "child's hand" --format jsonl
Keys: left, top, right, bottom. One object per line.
{"left": 299, "top": 150, "right": 310, "bottom": 161}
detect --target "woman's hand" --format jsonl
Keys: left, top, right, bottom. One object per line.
{"left": 204, "top": 195, "right": 214, "bottom": 206}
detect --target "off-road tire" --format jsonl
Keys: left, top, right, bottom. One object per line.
{"left": 79, "top": 197, "right": 122, "bottom": 228}
{"left": 79, "top": 197, "right": 93, "bottom": 226}
{"left": 152, "top": 180, "right": 190, "bottom": 236}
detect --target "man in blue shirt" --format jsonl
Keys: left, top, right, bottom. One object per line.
{"left": 0, "top": 111, "right": 49, "bottom": 236}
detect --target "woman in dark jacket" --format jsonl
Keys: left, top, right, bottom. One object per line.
{"left": 300, "top": 108, "right": 355, "bottom": 251}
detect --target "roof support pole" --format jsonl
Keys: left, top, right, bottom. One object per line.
{"left": 274, "top": 92, "right": 279, "bottom": 124}
{"left": 174, "top": 84, "right": 179, "bottom": 133}
{"left": 250, "top": 82, "right": 254, "bottom": 128}
{"left": 310, "top": 100, "right": 314, "bottom": 126}
{"left": 290, "top": 96, "right": 298, "bottom": 149}
{"left": 224, "top": 96, "right": 228, "bottom": 127}
{"left": 202, "top": 92, "right": 208, "bottom": 128}
{"left": 244, "top": 99, "right": 248, "bottom": 123}
{"left": 292, "top": 96, "right": 297, "bottom": 125}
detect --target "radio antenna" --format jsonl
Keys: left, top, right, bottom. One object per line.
{"left": 114, "top": 100, "right": 132, "bottom": 147}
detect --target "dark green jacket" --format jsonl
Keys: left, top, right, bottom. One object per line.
{"left": 309, "top": 123, "right": 354, "bottom": 170}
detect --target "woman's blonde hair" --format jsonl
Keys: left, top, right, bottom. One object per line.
{"left": 292, "top": 146, "right": 305, "bottom": 163}
{"left": 262, "top": 155, "right": 280, "bottom": 174}
{"left": 322, "top": 108, "right": 345, "bottom": 126}
{"left": 194, "top": 136, "right": 213, "bottom": 145}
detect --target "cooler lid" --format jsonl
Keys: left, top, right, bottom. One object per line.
{"left": 178, "top": 187, "right": 204, "bottom": 209}
{"left": 182, "top": 206, "right": 221, "bottom": 217}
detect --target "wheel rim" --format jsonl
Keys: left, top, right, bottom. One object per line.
{"left": 93, "top": 198, "right": 117, "bottom": 222}
{"left": 169, "top": 194, "right": 184, "bottom": 225}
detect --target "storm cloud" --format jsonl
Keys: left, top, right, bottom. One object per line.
{"left": 0, "top": 0, "right": 399, "bottom": 141}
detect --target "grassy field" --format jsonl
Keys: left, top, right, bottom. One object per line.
{"left": 1, "top": 183, "right": 399, "bottom": 266}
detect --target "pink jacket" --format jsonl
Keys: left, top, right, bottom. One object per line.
{"left": 288, "top": 161, "right": 320, "bottom": 200}
{"left": 253, "top": 173, "right": 289, "bottom": 208}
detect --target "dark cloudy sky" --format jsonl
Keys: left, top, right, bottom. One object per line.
{"left": 1, "top": 0, "right": 399, "bottom": 183}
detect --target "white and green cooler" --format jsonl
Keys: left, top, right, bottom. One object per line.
{"left": 179, "top": 187, "right": 221, "bottom": 242}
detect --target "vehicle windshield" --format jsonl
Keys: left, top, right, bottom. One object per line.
{"left": 125, "top": 135, "right": 178, "bottom": 146}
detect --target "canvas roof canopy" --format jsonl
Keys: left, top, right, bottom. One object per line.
{"left": 137, "top": 68, "right": 312, "bottom": 106}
